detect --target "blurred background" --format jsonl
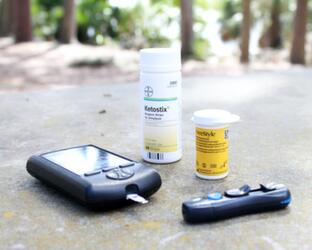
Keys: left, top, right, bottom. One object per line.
{"left": 0, "top": 0, "right": 311, "bottom": 92}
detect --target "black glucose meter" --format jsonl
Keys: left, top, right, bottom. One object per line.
{"left": 26, "top": 145, "right": 162, "bottom": 209}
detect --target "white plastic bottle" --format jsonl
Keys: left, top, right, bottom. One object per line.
{"left": 139, "top": 48, "right": 182, "bottom": 163}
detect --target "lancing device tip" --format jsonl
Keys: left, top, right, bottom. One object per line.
{"left": 126, "top": 194, "right": 149, "bottom": 204}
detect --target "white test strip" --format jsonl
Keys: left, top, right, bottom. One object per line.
{"left": 126, "top": 194, "right": 149, "bottom": 204}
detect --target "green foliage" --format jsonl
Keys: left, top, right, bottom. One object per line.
{"left": 31, "top": 0, "right": 63, "bottom": 40}
{"left": 76, "top": 0, "right": 171, "bottom": 48}
{"left": 30, "top": 0, "right": 211, "bottom": 58}
{"left": 193, "top": 4, "right": 211, "bottom": 60}
{"left": 195, "top": 0, "right": 210, "bottom": 10}
{"left": 28, "top": 0, "right": 311, "bottom": 63}
{"left": 219, "top": 0, "right": 242, "bottom": 41}
{"left": 31, "top": 0, "right": 172, "bottom": 47}
{"left": 150, "top": 0, "right": 179, "bottom": 8}
{"left": 76, "top": 0, "right": 111, "bottom": 44}
{"left": 193, "top": 38, "right": 210, "bottom": 60}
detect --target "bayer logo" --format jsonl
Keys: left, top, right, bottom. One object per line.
{"left": 144, "top": 86, "right": 153, "bottom": 97}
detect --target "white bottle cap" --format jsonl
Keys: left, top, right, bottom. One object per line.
{"left": 140, "top": 48, "right": 181, "bottom": 72}
{"left": 192, "top": 109, "right": 240, "bottom": 126}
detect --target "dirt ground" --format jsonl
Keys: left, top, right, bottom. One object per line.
{"left": 0, "top": 38, "right": 308, "bottom": 93}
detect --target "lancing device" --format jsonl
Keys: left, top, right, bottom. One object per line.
{"left": 182, "top": 183, "right": 291, "bottom": 223}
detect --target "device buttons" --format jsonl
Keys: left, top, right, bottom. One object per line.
{"left": 260, "top": 183, "right": 276, "bottom": 192}
{"left": 84, "top": 170, "right": 101, "bottom": 176}
{"left": 101, "top": 162, "right": 135, "bottom": 173}
{"left": 106, "top": 168, "right": 134, "bottom": 180}
{"left": 101, "top": 166, "right": 117, "bottom": 172}
{"left": 207, "top": 192, "right": 223, "bottom": 200}
{"left": 191, "top": 197, "right": 203, "bottom": 202}
{"left": 260, "top": 183, "right": 285, "bottom": 191}
{"left": 119, "top": 162, "right": 135, "bottom": 168}
{"left": 225, "top": 184, "right": 251, "bottom": 197}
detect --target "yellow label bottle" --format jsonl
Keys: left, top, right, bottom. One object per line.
{"left": 196, "top": 127, "right": 229, "bottom": 177}
{"left": 192, "top": 109, "right": 240, "bottom": 180}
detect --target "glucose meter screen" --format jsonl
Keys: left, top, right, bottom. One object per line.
{"left": 42, "top": 145, "right": 131, "bottom": 175}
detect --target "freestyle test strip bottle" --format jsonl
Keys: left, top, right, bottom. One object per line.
{"left": 140, "top": 48, "right": 182, "bottom": 163}
{"left": 192, "top": 109, "right": 240, "bottom": 179}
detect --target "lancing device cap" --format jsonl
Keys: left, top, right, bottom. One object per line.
{"left": 139, "top": 48, "right": 181, "bottom": 72}
{"left": 192, "top": 109, "right": 240, "bottom": 126}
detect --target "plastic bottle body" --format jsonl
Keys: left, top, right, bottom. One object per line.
{"left": 140, "top": 70, "right": 182, "bottom": 163}
{"left": 192, "top": 109, "right": 240, "bottom": 180}
{"left": 194, "top": 123, "right": 229, "bottom": 180}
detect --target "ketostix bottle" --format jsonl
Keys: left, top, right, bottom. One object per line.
{"left": 140, "top": 48, "right": 182, "bottom": 163}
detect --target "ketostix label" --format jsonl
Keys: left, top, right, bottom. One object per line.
{"left": 143, "top": 99, "right": 178, "bottom": 153}
{"left": 195, "top": 127, "right": 229, "bottom": 176}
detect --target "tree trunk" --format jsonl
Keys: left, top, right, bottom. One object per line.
{"left": 59, "top": 0, "right": 76, "bottom": 44}
{"left": 269, "top": 0, "right": 282, "bottom": 48}
{"left": 180, "top": 0, "right": 194, "bottom": 58}
{"left": 14, "top": 0, "right": 32, "bottom": 42}
{"left": 290, "top": 0, "right": 308, "bottom": 65}
{"left": 0, "top": 0, "right": 14, "bottom": 37}
{"left": 258, "top": 0, "right": 282, "bottom": 49}
{"left": 240, "top": 0, "right": 250, "bottom": 64}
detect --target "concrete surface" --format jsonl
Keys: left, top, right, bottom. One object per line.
{"left": 1, "top": 69, "right": 312, "bottom": 250}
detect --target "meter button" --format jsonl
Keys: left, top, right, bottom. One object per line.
{"left": 207, "top": 192, "right": 223, "bottom": 200}
{"left": 119, "top": 162, "right": 135, "bottom": 168}
{"left": 84, "top": 170, "right": 101, "bottom": 176}
{"left": 106, "top": 171, "right": 119, "bottom": 180}
{"left": 119, "top": 168, "right": 134, "bottom": 177}
{"left": 106, "top": 168, "right": 134, "bottom": 180}
{"left": 101, "top": 166, "right": 117, "bottom": 172}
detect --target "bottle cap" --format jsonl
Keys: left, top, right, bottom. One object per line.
{"left": 139, "top": 48, "right": 181, "bottom": 72}
{"left": 192, "top": 109, "right": 240, "bottom": 126}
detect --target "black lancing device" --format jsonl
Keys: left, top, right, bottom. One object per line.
{"left": 26, "top": 145, "right": 162, "bottom": 209}
{"left": 182, "top": 183, "right": 291, "bottom": 223}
